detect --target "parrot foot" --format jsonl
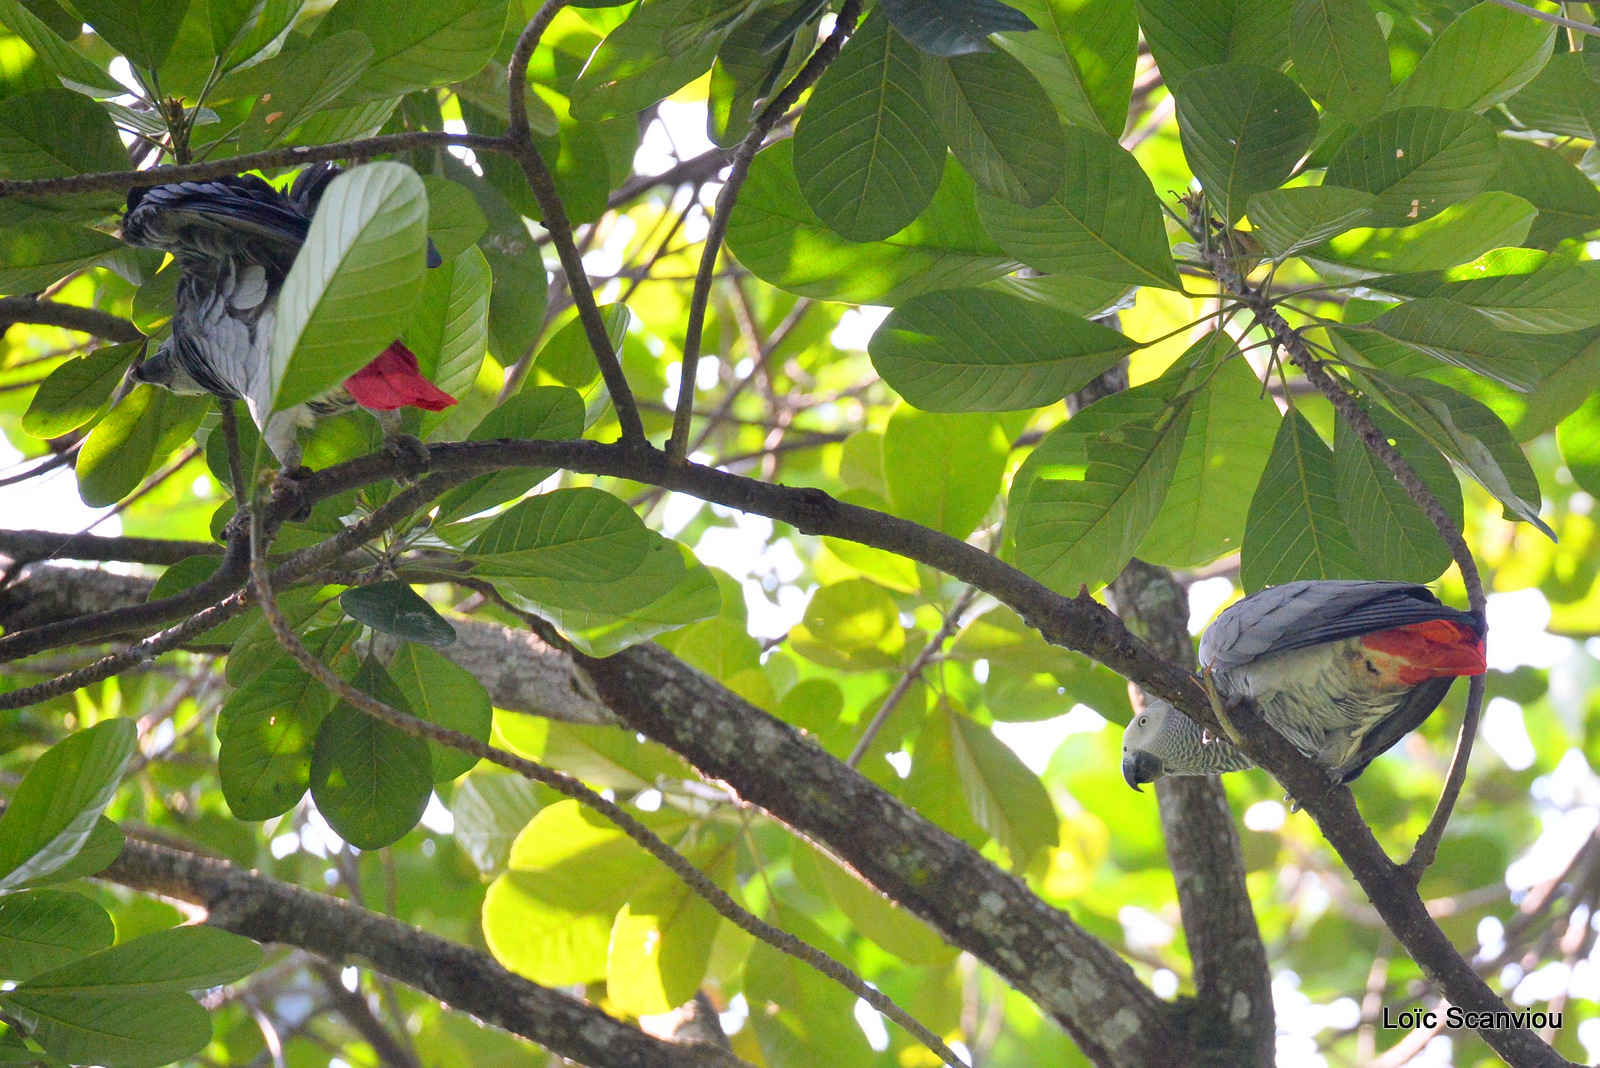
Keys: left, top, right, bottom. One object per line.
{"left": 383, "top": 432, "right": 431, "bottom": 482}
{"left": 1202, "top": 668, "right": 1248, "bottom": 749}
{"left": 270, "top": 464, "right": 315, "bottom": 522}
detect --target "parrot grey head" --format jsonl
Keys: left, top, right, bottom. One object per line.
{"left": 130, "top": 339, "right": 208, "bottom": 395}
{"left": 1121, "top": 698, "right": 1255, "bottom": 789}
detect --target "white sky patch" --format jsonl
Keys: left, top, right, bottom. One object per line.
{"left": 853, "top": 999, "right": 889, "bottom": 1051}
{"left": 419, "top": 792, "right": 454, "bottom": 835}
{"left": 1187, "top": 576, "right": 1234, "bottom": 634}
{"left": 581, "top": 214, "right": 636, "bottom": 278}
{"left": 1151, "top": 968, "right": 1179, "bottom": 999}
{"left": 1117, "top": 905, "right": 1174, "bottom": 952}
{"left": 830, "top": 305, "right": 890, "bottom": 351}
{"left": 693, "top": 509, "right": 808, "bottom": 638}
{"left": 1482, "top": 697, "right": 1537, "bottom": 771}
{"left": 718, "top": 993, "right": 748, "bottom": 1036}
{"left": 1485, "top": 589, "right": 1573, "bottom": 670}
{"left": 634, "top": 100, "right": 716, "bottom": 177}
{"left": 1244, "top": 800, "right": 1286, "bottom": 831}
{"left": 0, "top": 438, "right": 119, "bottom": 535}
{"left": 992, "top": 706, "right": 1106, "bottom": 774}
{"left": 442, "top": 118, "right": 481, "bottom": 174}
{"left": 1272, "top": 973, "right": 1363, "bottom": 1067}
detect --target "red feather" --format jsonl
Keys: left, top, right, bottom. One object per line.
{"left": 343, "top": 341, "right": 457, "bottom": 412}
{"left": 1360, "top": 620, "right": 1486, "bottom": 686}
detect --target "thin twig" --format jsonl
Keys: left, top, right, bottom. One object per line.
{"left": 1486, "top": 0, "right": 1600, "bottom": 35}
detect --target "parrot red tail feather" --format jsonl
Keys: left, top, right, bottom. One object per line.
{"left": 1360, "top": 620, "right": 1487, "bottom": 685}
{"left": 342, "top": 341, "right": 457, "bottom": 412}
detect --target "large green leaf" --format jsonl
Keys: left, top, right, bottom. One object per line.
{"left": 1, "top": 991, "right": 210, "bottom": 1068}
{"left": 880, "top": 0, "right": 1038, "bottom": 55}
{"left": 435, "top": 385, "right": 586, "bottom": 523}
{"left": 868, "top": 287, "right": 1136, "bottom": 410}
{"left": 76, "top": 386, "right": 207, "bottom": 508}
{"left": 805, "top": 845, "right": 955, "bottom": 965}
{"left": 789, "top": 578, "right": 907, "bottom": 671}
{"left": 1288, "top": 0, "right": 1388, "bottom": 121}
{"left": 533, "top": 303, "right": 632, "bottom": 391}
{"left": 1383, "top": 1, "right": 1552, "bottom": 114}
{"left": 1322, "top": 107, "right": 1500, "bottom": 228}
{"left": 23, "top": 343, "right": 135, "bottom": 439}
{"left": 1246, "top": 185, "right": 1374, "bottom": 259}
{"left": 1013, "top": 385, "right": 1190, "bottom": 593}
{"left": 994, "top": 0, "right": 1138, "bottom": 134}
{"left": 1138, "top": 345, "right": 1281, "bottom": 567}
{"left": 1558, "top": 394, "right": 1600, "bottom": 498}
{"left": 1239, "top": 408, "right": 1364, "bottom": 590}
{"left": 270, "top": 162, "right": 429, "bottom": 411}
{"left": 217, "top": 660, "right": 335, "bottom": 821}
{"left": 1309, "top": 191, "right": 1535, "bottom": 277}
{"left": 975, "top": 126, "right": 1180, "bottom": 288}
{"left": 948, "top": 705, "right": 1058, "bottom": 868}
{"left": 1366, "top": 250, "right": 1600, "bottom": 335}
{"left": 0, "top": 0, "right": 123, "bottom": 94}
{"left": 1489, "top": 139, "right": 1600, "bottom": 250}
{"left": 13, "top": 926, "right": 261, "bottom": 997}
{"left": 1175, "top": 63, "right": 1317, "bottom": 223}
{"left": 1135, "top": 0, "right": 1289, "bottom": 86}
{"left": 0, "top": 221, "right": 123, "bottom": 294}
{"left": 74, "top": 0, "right": 190, "bottom": 68}
{"left": 727, "top": 141, "right": 1017, "bottom": 304}
{"left": 1351, "top": 298, "right": 1539, "bottom": 390}
{"left": 744, "top": 911, "right": 873, "bottom": 1068}
{"left": 466, "top": 487, "right": 653, "bottom": 581}
{"left": 483, "top": 238, "right": 550, "bottom": 362}
{"left": 386, "top": 642, "right": 492, "bottom": 783}
{"left": 1333, "top": 405, "right": 1458, "bottom": 583}
{"left": 570, "top": 0, "right": 727, "bottom": 121}
{"left": 235, "top": 31, "right": 372, "bottom": 151}
{"left": 450, "top": 770, "right": 542, "bottom": 876}
{"left": 922, "top": 48, "right": 1066, "bottom": 206}
{"left": 309, "top": 658, "right": 434, "bottom": 850}
{"left": 340, "top": 582, "right": 457, "bottom": 648}
{"left": 407, "top": 247, "right": 490, "bottom": 439}
{"left": 791, "top": 8, "right": 944, "bottom": 242}
{"left": 318, "top": 0, "right": 506, "bottom": 101}
{"left": 881, "top": 406, "right": 1009, "bottom": 538}
{"left": 1504, "top": 53, "right": 1600, "bottom": 140}
{"left": 1357, "top": 367, "right": 1553, "bottom": 537}
{"left": 707, "top": 3, "right": 815, "bottom": 147}
{"left": 0, "top": 720, "right": 134, "bottom": 891}
{"left": 0, "top": 891, "right": 114, "bottom": 981}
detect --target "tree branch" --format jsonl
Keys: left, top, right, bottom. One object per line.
{"left": 0, "top": 529, "right": 220, "bottom": 564}
{"left": 101, "top": 837, "right": 751, "bottom": 1068}
{"left": 0, "top": 298, "right": 143, "bottom": 342}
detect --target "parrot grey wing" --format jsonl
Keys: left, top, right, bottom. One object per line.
{"left": 1201, "top": 581, "right": 1479, "bottom": 671}
{"left": 123, "top": 175, "right": 308, "bottom": 263}
{"left": 1333, "top": 676, "right": 1457, "bottom": 783}
{"left": 163, "top": 260, "right": 275, "bottom": 402}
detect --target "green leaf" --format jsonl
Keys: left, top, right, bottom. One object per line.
{"left": 789, "top": 579, "right": 907, "bottom": 671}
{"left": 482, "top": 801, "right": 667, "bottom": 986}
{"left": 0, "top": 88, "right": 125, "bottom": 178}
{"left": 570, "top": 0, "right": 727, "bottom": 121}
{"left": 435, "top": 385, "right": 586, "bottom": 522}
{"left": 340, "top": 582, "right": 457, "bottom": 648}
{"left": 982, "top": 272, "right": 1134, "bottom": 317}
{"left": 1309, "top": 191, "right": 1536, "bottom": 276}
{"left": 1353, "top": 298, "right": 1539, "bottom": 391}
{"left": 1383, "top": 1, "right": 1553, "bottom": 114}
{"left": 27, "top": 817, "right": 123, "bottom": 886}
{"left": 1288, "top": 0, "right": 1388, "bottom": 121}
{"left": 975, "top": 125, "right": 1181, "bottom": 289}
{"left": 236, "top": 31, "right": 372, "bottom": 151}
{"left": 310, "top": 659, "right": 434, "bottom": 850}
{"left": 319, "top": 0, "right": 506, "bottom": 102}
{"left": 606, "top": 828, "right": 734, "bottom": 1016}
{"left": 881, "top": 0, "right": 1037, "bottom": 55}
{"left": 1558, "top": 393, "right": 1600, "bottom": 498}
{"left": 76, "top": 387, "right": 206, "bottom": 508}
{"left": 410, "top": 246, "right": 491, "bottom": 440}
{"left": 534, "top": 303, "right": 631, "bottom": 390}
{"left": 948, "top": 706, "right": 1057, "bottom": 868}
{"left": 923, "top": 48, "right": 1066, "bottom": 206}
{"left": 1357, "top": 367, "right": 1552, "bottom": 537}
{"left": 1138, "top": 343, "right": 1281, "bottom": 567}
{"left": 1489, "top": 139, "right": 1600, "bottom": 250}
{"left": 14, "top": 926, "right": 261, "bottom": 997}
{"left": 0, "top": 0, "right": 123, "bottom": 94}
{"left": 806, "top": 845, "right": 955, "bottom": 965}
{"left": 868, "top": 287, "right": 1135, "bottom": 411}
{"left": 882, "top": 406, "right": 1009, "bottom": 537}
{"left": 220, "top": 0, "right": 304, "bottom": 72}
{"left": 217, "top": 660, "right": 335, "bottom": 821}
{"left": 1365, "top": 249, "right": 1600, "bottom": 335}
{"left": 73, "top": 0, "right": 191, "bottom": 68}
{"left": 1176, "top": 63, "right": 1317, "bottom": 225}
{"left": 450, "top": 770, "right": 541, "bottom": 876}
{"left": 728, "top": 141, "right": 1016, "bottom": 305}
{"left": 792, "top": 8, "right": 944, "bottom": 242}
{"left": 994, "top": 0, "right": 1138, "bottom": 134}
{"left": 744, "top": 913, "right": 873, "bottom": 1068}
{"left": 386, "top": 642, "right": 491, "bottom": 782}
{"left": 1, "top": 991, "right": 210, "bottom": 1068}
{"left": 708, "top": 3, "right": 815, "bottom": 146}
{"left": 1322, "top": 107, "right": 1500, "bottom": 228}
{"left": 1333, "top": 405, "right": 1457, "bottom": 583}
{"left": 1239, "top": 408, "right": 1365, "bottom": 590}
{"left": 270, "top": 162, "right": 429, "bottom": 411}
{"left": 0, "top": 221, "right": 123, "bottom": 294}
{"left": 1013, "top": 386, "right": 1190, "bottom": 593}
{"left": 482, "top": 241, "right": 549, "bottom": 362}
{"left": 0, "top": 720, "right": 135, "bottom": 891}
{"left": 0, "top": 891, "right": 114, "bottom": 981}
{"left": 420, "top": 177, "right": 488, "bottom": 260}
{"left": 466, "top": 487, "right": 653, "bottom": 580}
{"left": 1246, "top": 185, "right": 1374, "bottom": 259}
{"left": 1135, "top": 0, "right": 1289, "bottom": 87}
{"left": 1504, "top": 53, "right": 1600, "bottom": 140}
{"left": 23, "top": 343, "right": 135, "bottom": 439}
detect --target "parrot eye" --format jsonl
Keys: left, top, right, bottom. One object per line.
{"left": 1137, "top": 716, "right": 1147, "bottom": 726}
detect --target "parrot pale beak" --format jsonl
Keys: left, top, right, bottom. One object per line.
{"left": 1122, "top": 750, "right": 1163, "bottom": 791}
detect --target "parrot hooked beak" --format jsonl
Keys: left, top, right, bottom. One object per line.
{"left": 1121, "top": 749, "right": 1163, "bottom": 791}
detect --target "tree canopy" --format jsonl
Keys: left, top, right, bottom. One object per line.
{"left": 1, "top": 0, "right": 1599, "bottom": 1066}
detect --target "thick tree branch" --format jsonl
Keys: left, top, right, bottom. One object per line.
{"left": 0, "top": 529, "right": 220, "bottom": 564}
{"left": 0, "top": 298, "right": 143, "bottom": 341}
{"left": 101, "top": 838, "right": 750, "bottom": 1068}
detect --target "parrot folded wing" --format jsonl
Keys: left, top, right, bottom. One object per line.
{"left": 123, "top": 174, "right": 309, "bottom": 263}
{"left": 342, "top": 342, "right": 457, "bottom": 412}
{"left": 1332, "top": 676, "right": 1457, "bottom": 783}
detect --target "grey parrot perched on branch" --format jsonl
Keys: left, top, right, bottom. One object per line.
{"left": 1121, "top": 580, "right": 1486, "bottom": 789}
{"left": 122, "top": 163, "right": 453, "bottom": 468}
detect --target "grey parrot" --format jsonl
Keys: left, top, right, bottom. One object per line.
{"left": 122, "top": 164, "right": 453, "bottom": 468}
{"left": 1121, "top": 580, "right": 1486, "bottom": 788}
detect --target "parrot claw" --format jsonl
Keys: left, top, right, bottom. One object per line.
{"left": 270, "top": 464, "right": 315, "bottom": 522}
{"left": 383, "top": 432, "right": 431, "bottom": 482}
